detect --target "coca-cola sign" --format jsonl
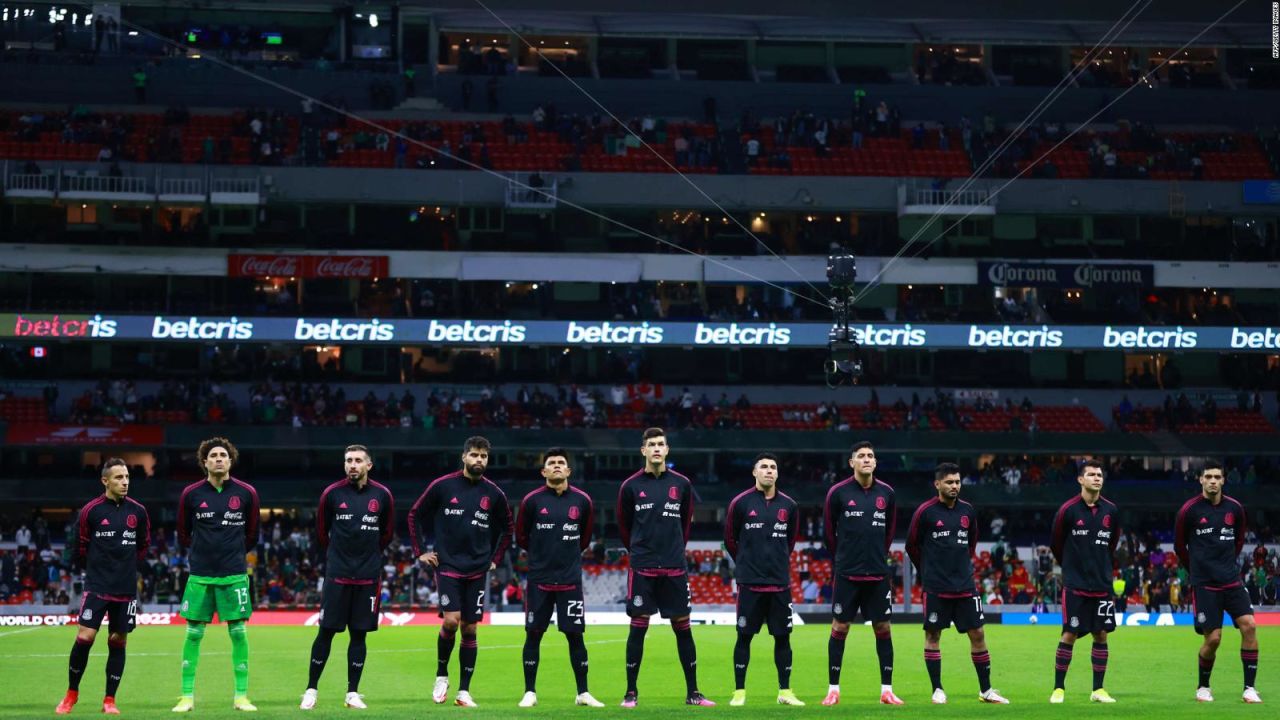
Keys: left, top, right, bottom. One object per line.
{"left": 233, "top": 255, "right": 299, "bottom": 277}
{"left": 228, "top": 254, "right": 389, "bottom": 279}
{"left": 313, "top": 256, "right": 381, "bottom": 278}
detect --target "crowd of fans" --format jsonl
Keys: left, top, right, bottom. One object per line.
{"left": 1113, "top": 390, "right": 1269, "bottom": 432}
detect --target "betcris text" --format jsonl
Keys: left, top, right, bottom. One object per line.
{"left": 152, "top": 316, "right": 254, "bottom": 340}
{"left": 295, "top": 318, "right": 394, "bottom": 342}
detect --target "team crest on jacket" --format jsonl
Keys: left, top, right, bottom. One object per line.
{"left": 1224, "top": 512, "right": 1234, "bottom": 526}
{"left": 1102, "top": 514, "right": 1111, "bottom": 528}
{"left": 229, "top": 495, "right": 241, "bottom": 510}
{"left": 368, "top": 498, "right": 380, "bottom": 513}
{"left": 479, "top": 496, "right": 491, "bottom": 510}
{"left": 960, "top": 515, "right": 969, "bottom": 528}
{"left": 126, "top": 514, "right": 138, "bottom": 529}
{"left": 777, "top": 508, "right": 789, "bottom": 522}
{"left": 668, "top": 486, "right": 679, "bottom": 500}
{"left": 568, "top": 505, "right": 580, "bottom": 520}
{"left": 875, "top": 496, "right": 886, "bottom": 510}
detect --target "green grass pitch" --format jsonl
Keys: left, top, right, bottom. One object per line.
{"left": 2, "top": 623, "right": 1273, "bottom": 718}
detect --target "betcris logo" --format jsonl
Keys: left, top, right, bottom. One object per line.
{"left": 295, "top": 318, "right": 395, "bottom": 342}
{"left": 849, "top": 323, "right": 927, "bottom": 347}
{"left": 8, "top": 313, "right": 117, "bottom": 338}
{"left": 1230, "top": 327, "right": 1280, "bottom": 350}
{"left": 693, "top": 323, "right": 788, "bottom": 346}
{"left": 1102, "top": 326, "right": 1197, "bottom": 349}
{"left": 967, "top": 325, "right": 1063, "bottom": 348}
{"left": 426, "top": 319, "right": 525, "bottom": 343}
{"left": 153, "top": 316, "right": 254, "bottom": 340}
{"left": 567, "top": 321, "right": 663, "bottom": 345}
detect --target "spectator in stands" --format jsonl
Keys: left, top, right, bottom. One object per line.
{"left": 14, "top": 524, "right": 32, "bottom": 553}
{"left": 132, "top": 67, "right": 147, "bottom": 104}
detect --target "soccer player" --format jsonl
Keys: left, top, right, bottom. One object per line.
{"left": 56, "top": 458, "right": 151, "bottom": 716}
{"left": 300, "top": 445, "right": 395, "bottom": 710}
{"left": 173, "top": 437, "right": 260, "bottom": 713}
{"left": 513, "top": 448, "right": 605, "bottom": 708}
{"left": 822, "top": 441, "right": 902, "bottom": 706}
{"left": 1048, "top": 459, "right": 1119, "bottom": 704}
{"left": 724, "top": 453, "right": 804, "bottom": 707}
{"left": 905, "top": 462, "right": 1009, "bottom": 705}
{"left": 409, "top": 436, "right": 512, "bottom": 708}
{"left": 617, "top": 427, "right": 714, "bottom": 707}
{"left": 1174, "top": 460, "right": 1262, "bottom": 704}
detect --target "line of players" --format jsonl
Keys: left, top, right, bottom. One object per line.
{"left": 54, "top": 431, "right": 1263, "bottom": 713}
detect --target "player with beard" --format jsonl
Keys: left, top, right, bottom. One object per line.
{"left": 300, "top": 445, "right": 395, "bottom": 710}
{"left": 1175, "top": 460, "right": 1261, "bottom": 704}
{"left": 56, "top": 459, "right": 150, "bottom": 716}
{"left": 905, "top": 462, "right": 1009, "bottom": 705}
{"left": 410, "top": 436, "right": 512, "bottom": 708}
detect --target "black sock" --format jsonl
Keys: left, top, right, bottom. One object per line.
{"left": 1198, "top": 651, "right": 1214, "bottom": 688}
{"left": 308, "top": 628, "right": 336, "bottom": 689}
{"left": 875, "top": 629, "right": 894, "bottom": 686}
{"left": 522, "top": 630, "right": 542, "bottom": 693}
{"left": 828, "top": 628, "right": 847, "bottom": 685}
{"left": 1054, "top": 641, "right": 1073, "bottom": 690}
{"left": 625, "top": 618, "right": 648, "bottom": 694}
{"left": 347, "top": 631, "right": 367, "bottom": 694}
{"left": 774, "top": 635, "right": 793, "bottom": 690}
{"left": 673, "top": 618, "right": 699, "bottom": 695}
{"left": 1242, "top": 649, "right": 1259, "bottom": 689}
{"left": 566, "top": 632, "right": 589, "bottom": 695}
{"left": 436, "top": 627, "right": 456, "bottom": 678}
{"left": 733, "top": 634, "right": 751, "bottom": 690}
{"left": 68, "top": 638, "right": 92, "bottom": 692}
{"left": 971, "top": 650, "right": 992, "bottom": 693}
{"left": 1090, "top": 642, "right": 1108, "bottom": 691}
{"left": 105, "top": 639, "right": 126, "bottom": 698}
{"left": 925, "top": 648, "right": 942, "bottom": 691}
{"left": 458, "top": 633, "right": 478, "bottom": 692}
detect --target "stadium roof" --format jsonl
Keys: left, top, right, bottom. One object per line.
{"left": 109, "top": 1, "right": 1263, "bottom": 47}
{"left": 430, "top": 13, "right": 1257, "bottom": 47}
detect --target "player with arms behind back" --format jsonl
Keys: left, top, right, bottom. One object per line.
{"left": 1174, "top": 460, "right": 1262, "bottom": 704}
{"left": 55, "top": 458, "right": 151, "bottom": 716}
{"left": 616, "top": 427, "right": 714, "bottom": 707}
{"left": 409, "top": 436, "right": 512, "bottom": 708}
{"left": 822, "top": 441, "right": 902, "bottom": 706}
{"left": 905, "top": 462, "right": 1008, "bottom": 705}
{"left": 299, "top": 445, "right": 395, "bottom": 711}
{"left": 724, "top": 453, "right": 804, "bottom": 707}
{"left": 514, "top": 448, "right": 605, "bottom": 708}
{"left": 173, "top": 437, "right": 260, "bottom": 713}
{"left": 1048, "top": 459, "right": 1119, "bottom": 704}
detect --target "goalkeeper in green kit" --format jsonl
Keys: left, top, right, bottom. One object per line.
{"left": 172, "top": 438, "right": 261, "bottom": 712}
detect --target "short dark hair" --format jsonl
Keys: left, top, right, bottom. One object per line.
{"left": 100, "top": 457, "right": 128, "bottom": 477}
{"left": 753, "top": 452, "right": 779, "bottom": 468}
{"left": 935, "top": 462, "right": 961, "bottom": 481}
{"left": 642, "top": 427, "right": 666, "bottom": 443}
{"left": 1200, "top": 460, "right": 1224, "bottom": 477}
{"left": 1079, "top": 459, "right": 1104, "bottom": 476}
{"left": 462, "top": 436, "right": 491, "bottom": 454}
{"left": 197, "top": 437, "right": 239, "bottom": 468}
{"left": 543, "top": 447, "right": 570, "bottom": 467}
{"left": 345, "top": 444, "right": 371, "bottom": 460}
{"left": 850, "top": 440, "right": 874, "bottom": 456}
